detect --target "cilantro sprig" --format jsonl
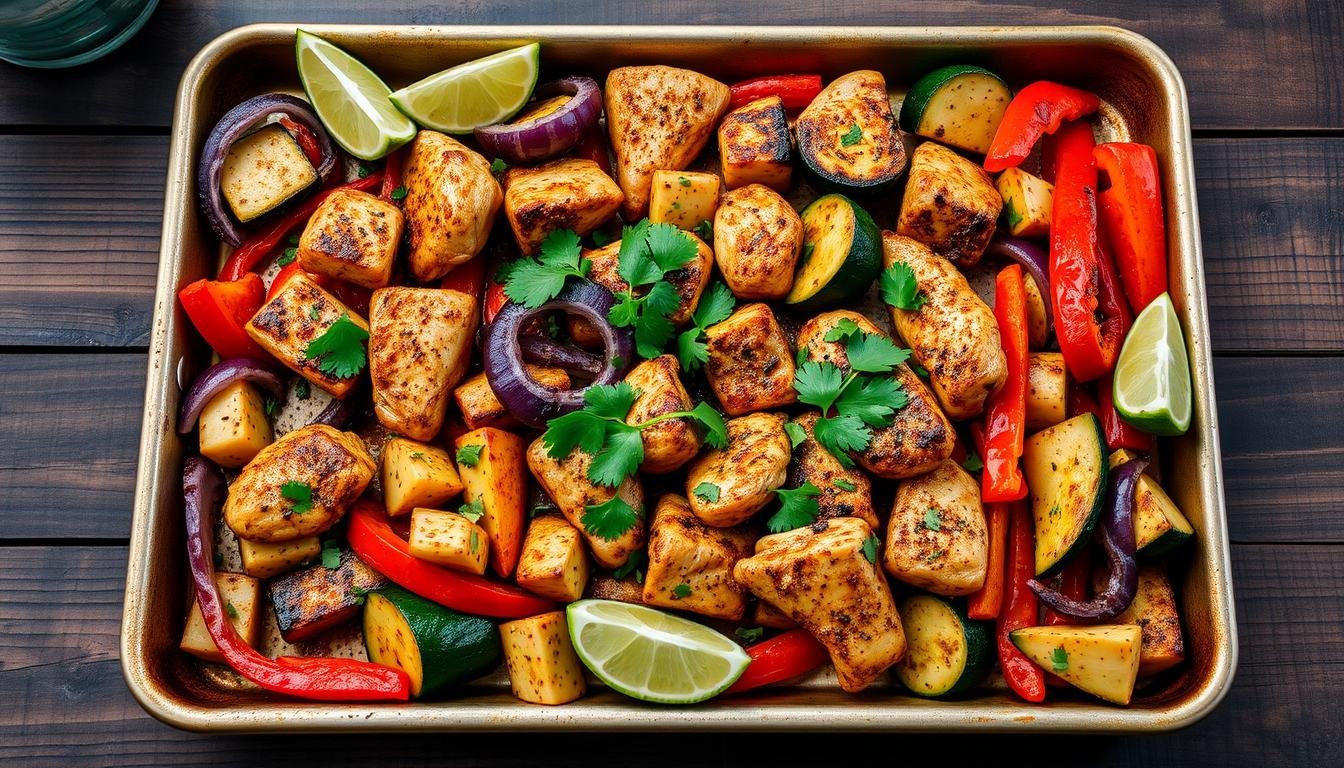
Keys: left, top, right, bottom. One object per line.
{"left": 767, "top": 482, "right": 822, "bottom": 533}
{"left": 304, "top": 314, "right": 369, "bottom": 379}
{"left": 608, "top": 220, "right": 700, "bottom": 359}
{"left": 280, "top": 480, "right": 314, "bottom": 516}
{"left": 675, "top": 281, "right": 736, "bottom": 373}
{"left": 503, "top": 229, "right": 592, "bottom": 309}
{"left": 881, "top": 261, "right": 928, "bottom": 311}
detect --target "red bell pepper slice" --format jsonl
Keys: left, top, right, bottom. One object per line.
{"left": 984, "top": 81, "right": 1100, "bottom": 173}
{"left": 728, "top": 74, "right": 823, "bottom": 110}
{"left": 347, "top": 501, "right": 554, "bottom": 619}
{"left": 572, "top": 125, "right": 615, "bottom": 180}
{"left": 981, "top": 265, "right": 1029, "bottom": 502}
{"left": 440, "top": 254, "right": 487, "bottom": 303}
{"left": 379, "top": 146, "right": 405, "bottom": 203}
{"left": 1068, "top": 379, "right": 1153, "bottom": 452}
{"left": 723, "top": 629, "right": 830, "bottom": 695}
{"left": 1095, "top": 142, "right": 1168, "bottom": 312}
{"left": 998, "top": 499, "right": 1046, "bottom": 702}
{"left": 178, "top": 273, "right": 268, "bottom": 360}
{"left": 1043, "top": 546, "right": 1092, "bottom": 626}
{"left": 277, "top": 115, "right": 324, "bottom": 169}
{"left": 483, "top": 279, "right": 509, "bottom": 325}
{"left": 1049, "top": 119, "right": 1126, "bottom": 383}
{"left": 967, "top": 502, "right": 1010, "bottom": 620}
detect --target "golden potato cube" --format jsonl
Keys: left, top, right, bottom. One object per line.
{"left": 407, "top": 508, "right": 489, "bottom": 574}
{"left": 220, "top": 124, "right": 317, "bottom": 223}
{"left": 197, "top": 380, "right": 273, "bottom": 469}
{"left": 995, "top": 166, "right": 1054, "bottom": 239}
{"left": 453, "top": 367, "right": 570, "bottom": 431}
{"left": 642, "top": 494, "right": 755, "bottom": 620}
{"left": 515, "top": 515, "right": 590, "bottom": 602}
{"left": 381, "top": 437, "right": 464, "bottom": 517}
{"left": 238, "top": 535, "right": 321, "bottom": 579}
{"left": 704, "top": 302, "right": 797, "bottom": 415}
{"left": 503, "top": 158, "right": 623, "bottom": 254}
{"left": 648, "top": 169, "right": 720, "bottom": 230}
{"left": 500, "top": 611, "right": 587, "bottom": 705}
{"left": 245, "top": 273, "right": 369, "bottom": 399}
{"left": 179, "top": 572, "right": 262, "bottom": 663}
{"left": 718, "top": 96, "right": 792, "bottom": 192}
{"left": 297, "top": 188, "right": 403, "bottom": 288}
{"left": 896, "top": 141, "right": 1003, "bottom": 267}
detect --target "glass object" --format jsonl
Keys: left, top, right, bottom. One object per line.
{"left": 0, "top": 0, "right": 158, "bottom": 68}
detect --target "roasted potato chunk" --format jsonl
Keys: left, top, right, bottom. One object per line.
{"left": 515, "top": 515, "right": 590, "bottom": 602}
{"left": 571, "top": 234, "right": 713, "bottom": 342}
{"left": 245, "top": 273, "right": 369, "bottom": 399}
{"left": 649, "top": 169, "right": 720, "bottom": 230}
{"left": 787, "top": 412, "right": 877, "bottom": 529}
{"left": 453, "top": 366, "right": 571, "bottom": 431}
{"left": 1027, "top": 351, "right": 1069, "bottom": 431}
{"left": 408, "top": 507, "right": 490, "bottom": 575}
{"left": 223, "top": 424, "right": 375, "bottom": 543}
{"left": 1098, "top": 563, "right": 1185, "bottom": 677}
{"left": 503, "top": 158, "right": 623, "bottom": 254}
{"left": 734, "top": 517, "right": 906, "bottom": 692}
{"left": 180, "top": 573, "right": 262, "bottom": 663}
{"left": 718, "top": 95, "right": 792, "bottom": 192}
{"left": 625, "top": 354, "right": 701, "bottom": 474}
{"left": 402, "top": 130, "right": 502, "bottom": 282}
{"left": 197, "top": 380, "right": 272, "bottom": 469}
{"left": 704, "top": 302, "right": 797, "bottom": 415}
{"left": 713, "top": 184, "right": 803, "bottom": 300}
{"left": 883, "top": 459, "right": 988, "bottom": 596}
{"left": 454, "top": 428, "right": 528, "bottom": 578}
{"left": 268, "top": 548, "right": 388, "bottom": 642}
{"left": 220, "top": 124, "right": 316, "bottom": 223}
{"left": 381, "top": 437, "right": 464, "bottom": 518}
{"left": 500, "top": 611, "right": 587, "bottom": 705}
{"left": 238, "top": 535, "right": 320, "bottom": 579}
{"left": 896, "top": 141, "right": 1003, "bottom": 267}
{"left": 686, "top": 412, "right": 791, "bottom": 527}
{"left": 642, "top": 494, "right": 756, "bottom": 620}
{"left": 526, "top": 438, "right": 644, "bottom": 569}
{"left": 368, "top": 287, "right": 477, "bottom": 440}
{"left": 296, "top": 188, "right": 402, "bottom": 288}
{"left": 996, "top": 166, "right": 1053, "bottom": 239}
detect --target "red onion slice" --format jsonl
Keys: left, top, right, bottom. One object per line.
{"left": 473, "top": 77, "right": 602, "bottom": 165}
{"left": 986, "top": 237, "right": 1053, "bottom": 343}
{"left": 519, "top": 334, "right": 605, "bottom": 376}
{"left": 307, "top": 396, "right": 353, "bottom": 429}
{"left": 178, "top": 358, "right": 285, "bottom": 434}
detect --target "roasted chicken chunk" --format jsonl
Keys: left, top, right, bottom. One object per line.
{"left": 883, "top": 459, "right": 988, "bottom": 596}
{"left": 526, "top": 437, "right": 644, "bottom": 569}
{"left": 297, "top": 187, "right": 402, "bottom": 289}
{"left": 402, "top": 130, "right": 502, "bottom": 282}
{"left": 625, "top": 354, "right": 702, "bottom": 474}
{"left": 502, "top": 158, "right": 623, "bottom": 255}
{"left": 245, "top": 273, "right": 368, "bottom": 399}
{"left": 642, "top": 494, "right": 756, "bottom": 620}
{"left": 704, "top": 302, "right": 797, "bottom": 415}
{"left": 685, "top": 412, "right": 791, "bottom": 527}
{"left": 896, "top": 141, "right": 1003, "bottom": 267}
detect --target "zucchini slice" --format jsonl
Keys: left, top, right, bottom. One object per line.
{"left": 796, "top": 70, "right": 906, "bottom": 196}
{"left": 1109, "top": 450, "right": 1195, "bottom": 558}
{"left": 785, "top": 193, "right": 881, "bottom": 310}
{"left": 1010, "top": 624, "right": 1142, "bottom": 705}
{"left": 899, "top": 64, "right": 1011, "bottom": 155}
{"left": 363, "top": 586, "right": 501, "bottom": 698}
{"left": 894, "top": 594, "right": 992, "bottom": 697}
{"left": 1024, "top": 413, "right": 1108, "bottom": 577}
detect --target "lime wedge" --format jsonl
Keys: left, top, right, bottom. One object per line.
{"left": 388, "top": 43, "right": 540, "bottom": 134}
{"left": 566, "top": 599, "right": 751, "bottom": 704}
{"left": 1113, "top": 293, "right": 1193, "bottom": 436}
{"left": 295, "top": 30, "right": 417, "bottom": 160}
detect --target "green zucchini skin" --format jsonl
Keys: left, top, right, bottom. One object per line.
{"left": 795, "top": 70, "right": 907, "bottom": 197}
{"left": 1024, "top": 413, "right": 1109, "bottom": 578}
{"left": 785, "top": 194, "right": 882, "bottom": 312}
{"left": 894, "top": 594, "right": 992, "bottom": 698}
{"left": 364, "top": 586, "right": 501, "bottom": 698}
{"left": 899, "top": 64, "right": 1011, "bottom": 154}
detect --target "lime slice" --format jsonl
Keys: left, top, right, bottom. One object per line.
{"left": 1113, "top": 293, "right": 1193, "bottom": 436}
{"left": 295, "top": 30, "right": 417, "bottom": 160}
{"left": 566, "top": 599, "right": 751, "bottom": 704}
{"left": 388, "top": 43, "right": 540, "bottom": 134}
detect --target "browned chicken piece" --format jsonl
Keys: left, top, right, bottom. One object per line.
{"left": 453, "top": 366, "right": 571, "bottom": 431}
{"left": 605, "top": 65, "right": 731, "bottom": 220}
{"left": 733, "top": 517, "right": 906, "bottom": 692}
{"left": 713, "top": 184, "right": 803, "bottom": 300}
{"left": 718, "top": 95, "right": 792, "bottom": 192}
{"left": 882, "top": 233, "right": 1006, "bottom": 420}
{"left": 368, "top": 287, "right": 477, "bottom": 441}
{"left": 704, "top": 302, "right": 797, "bottom": 415}
{"left": 568, "top": 234, "right": 713, "bottom": 345}
{"left": 685, "top": 412, "right": 791, "bottom": 527}
{"left": 752, "top": 598, "right": 798, "bottom": 630}
{"left": 223, "top": 424, "right": 375, "bottom": 543}
{"left": 502, "top": 158, "right": 623, "bottom": 255}
{"left": 896, "top": 141, "right": 1003, "bottom": 267}
{"left": 402, "top": 130, "right": 502, "bottom": 282}
{"left": 296, "top": 187, "right": 402, "bottom": 289}
{"left": 795, "top": 309, "right": 955, "bottom": 478}
{"left": 787, "top": 412, "right": 878, "bottom": 529}
{"left": 625, "top": 355, "right": 702, "bottom": 474}
{"left": 883, "top": 459, "right": 988, "bottom": 596}
{"left": 642, "top": 494, "right": 757, "bottom": 620}
{"left": 245, "top": 273, "right": 368, "bottom": 399}
{"left": 525, "top": 437, "right": 644, "bottom": 569}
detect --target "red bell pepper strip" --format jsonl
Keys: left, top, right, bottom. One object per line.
{"left": 219, "top": 172, "right": 383, "bottom": 282}
{"left": 723, "top": 628, "right": 830, "bottom": 695}
{"left": 1095, "top": 142, "right": 1167, "bottom": 312}
{"left": 182, "top": 457, "right": 410, "bottom": 701}
{"left": 728, "top": 74, "right": 823, "bottom": 110}
{"left": 266, "top": 259, "right": 309, "bottom": 301}
{"left": 981, "top": 265, "right": 1029, "bottom": 502}
{"left": 440, "top": 254, "right": 487, "bottom": 303}
{"left": 277, "top": 115, "right": 324, "bottom": 169}
{"left": 998, "top": 500, "right": 1047, "bottom": 702}
{"left": 1043, "top": 546, "right": 1092, "bottom": 626}
{"left": 1049, "top": 119, "right": 1126, "bottom": 383}
{"left": 572, "top": 125, "right": 615, "bottom": 180}
{"left": 1068, "top": 379, "right": 1153, "bottom": 452}
{"left": 379, "top": 147, "right": 405, "bottom": 203}
{"left": 178, "top": 273, "right": 268, "bottom": 360}
{"left": 347, "top": 500, "right": 554, "bottom": 619}
{"left": 483, "top": 280, "right": 509, "bottom": 325}
{"left": 984, "top": 81, "right": 1101, "bottom": 173}
{"left": 967, "top": 502, "right": 1010, "bottom": 620}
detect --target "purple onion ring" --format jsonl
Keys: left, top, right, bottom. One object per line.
{"left": 986, "top": 236, "right": 1053, "bottom": 343}
{"left": 474, "top": 76, "right": 602, "bottom": 165}
{"left": 178, "top": 358, "right": 285, "bottom": 434}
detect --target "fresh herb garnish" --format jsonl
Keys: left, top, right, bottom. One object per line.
{"left": 503, "top": 228, "right": 591, "bottom": 308}
{"left": 784, "top": 421, "right": 807, "bottom": 449}
{"left": 693, "top": 482, "right": 721, "bottom": 503}
{"left": 767, "top": 483, "right": 822, "bottom": 533}
{"left": 862, "top": 534, "right": 880, "bottom": 564}
{"left": 834, "top": 478, "right": 857, "bottom": 492}
{"left": 277, "top": 247, "right": 298, "bottom": 267}
{"left": 675, "top": 280, "right": 736, "bottom": 373}
{"left": 490, "top": 157, "right": 508, "bottom": 173}
{"left": 351, "top": 586, "right": 368, "bottom": 605}
{"left": 672, "top": 583, "right": 693, "bottom": 600}
{"left": 287, "top": 234, "right": 300, "bottom": 247}
{"left": 356, "top": 163, "right": 371, "bottom": 179}
{"left": 910, "top": 360, "right": 930, "bottom": 379}
{"left": 280, "top": 480, "right": 313, "bottom": 515}
{"left": 295, "top": 380, "right": 310, "bottom": 400}
{"left": 1051, "top": 646, "right": 1069, "bottom": 671}
{"left": 308, "top": 304, "right": 321, "bottom": 321}
{"left": 591, "top": 228, "right": 614, "bottom": 247}
{"left": 800, "top": 242, "right": 815, "bottom": 262}
{"left": 608, "top": 220, "right": 700, "bottom": 359}
{"left": 693, "top": 219, "right": 713, "bottom": 241}
{"left": 840, "top": 123, "right": 863, "bottom": 146}
{"left": 735, "top": 626, "right": 765, "bottom": 644}
{"left": 321, "top": 538, "right": 342, "bottom": 569}
{"left": 303, "top": 314, "right": 369, "bottom": 379}
{"left": 962, "top": 450, "right": 984, "bottom": 472}
{"left": 456, "top": 444, "right": 483, "bottom": 468}
{"left": 581, "top": 496, "right": 641, "bottom": 542}
{"left": 263, "top": 397, "right": 280, "bottom": 417}
{"left": 881, "top": 261, "right": 928, "bottom": 311}
{"left": 225, "top": 601, "right": 239, "bottom": 619}
{"left": 390, "top": 185, "right": 408, "bottom": 201}
{"left": 678, "top": 175, "right": 692, "bottom": 188}
{"left": 1003, "top": 198, "right": 1024, "bottom": 231}
{"left": 613, "top": 550, "right": 647, "bottom": 584}
{"left": 458, "top": 497, "right": 485, "bottom": 523}
{"left": 923, "top": 508, "right": 943, "bottom": 532}
{"left": 925, "top": 548, "right": 945, "bottom": 562}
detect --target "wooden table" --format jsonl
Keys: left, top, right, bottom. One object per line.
{"left": 2, "top": 2, "right": 1340, "bottom": 764}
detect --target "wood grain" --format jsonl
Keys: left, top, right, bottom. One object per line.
{"left": 2, "top": 542, "right": 1338, "bottom": 766}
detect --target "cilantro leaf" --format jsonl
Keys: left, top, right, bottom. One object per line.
{"left": 693, "top": 219, "right": 713, "bottom": 241}
{"left": 541, "top": 409, "right": 610, "bottom": 459}
{"left": 581, "top": 496, "right": 641, "bottom": 541}
{"left": 225, "top": 601, "right": 239, "bottom": 619}
{"left": 862, "top": 534, "right": 879, "bottom": 564}
{"left": 276, "top": 247, "right": 297, "bottom": 267}
{"left": 587, "top": 425, "right": 645, "bottom": 487}
{"left": 490, "top": 157, "right": 508, "bottom": 173}
{"left": 735, "top": 626, "right": 765, "bottom": 644}
{"left": 646, "top": 222, "right": 698, "bottom": 272}
{"left": 611, "top": 220, "right": 700, "bottom": 359}
{"left": 840, "top": 123, "right": 863, "bottom": 146}
{"left": 677, "top": 327, "right": 710, "bottom": 373}
{"left": 823, "top": 317, "right": 862, "bottom": 343}
{"left": 295, "top": 380, "right": 310, "bottom": 399}
{"left": 1003, "top": 198, "right": 1023, "bottom": 231}
{"left": 585, "top": 380, "right": 639, "bottom": 419}
{"left": 962, "top": 450, "right": 984, "bottom": 472}
{"left": 925, "top": 548, "right": 946, "bottom": 562}
{"left": 768, "top": 483, "right": 821, "bottom": 533}
{"left": 263, "top": 397, "right": 279, "bottom": 417}
{"left": 280, "top": 481, "right": 313, "bottom": 515}
{"left": 456, "top": 444, "right": 483, "bottom": 468}
{"left": 844, "top": 332, "right": 911, "bottom": 373}
{"left": 503, "top": 229, "right": 589, "bottom": 308}
{"left": 693, "top": 482, "right": 721, "bottom": 503}
{"left": 678, "top": 175, "right": 692, "bottom": 188}
{"left": 910, "top": 360, "right": 930, "bottom": 379}
{"left": 615, "top": 219, "right": 657, "bottom": 286}
{"left": 881, "top": 262, "right": 928, "bottom": 311}
{"left": 793, "top": 361, "right": 846, "bottom": 411}
{"left": 812, "top": 414, "right": 872, "bottom": 459}
{"left": 321, "top": 539, "right": 342, "bottom": 569}
{"left": 613, "top": 550, "right": 647, "bottom": 583}
{"left": 628, "top": 280, "right": 680, "bottom": 359}
{"left": 834, "top": 478, "right": 857, "bottom": 492}
{"left": 693, "top": 281, "right": 736, "bottom": 328}
{"left": 923, "top": 507, "right": 943, "bottom": 532}
{"left": 303, "top": 314, "right": 369, "bottom": 379}
{"left": 390, "top": 185, "right": 408, "bottom": 201}
{"left": 686, "top": 401, "right": 728, "bottom": 449}
{"left": 459, "top": 497, "right": 485, "bottom": 522}
{"left": 784, "top": 421, "right": 807, "bottom": 449}
{"left": 672, "top": 583, "right": 693, "bottom": 599}
{"left": 836, "top": 376, "right": 907, "bottom": 427}
{"left": 1051, "top": 646, "right": 1069, "bottom": 672}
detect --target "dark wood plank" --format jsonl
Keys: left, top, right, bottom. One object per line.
{"left": 1, "top": 542, "right": 1337, "bottom": 766}
{"left": 0, "top": 1, "right": 1340, "bottom": 130}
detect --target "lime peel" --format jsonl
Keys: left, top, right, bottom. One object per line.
{"left": 1113, "top": 293, "right": 1193, "bottom": 436}
{"left": 388, "top": 43, "right": 540, "bottom": 134}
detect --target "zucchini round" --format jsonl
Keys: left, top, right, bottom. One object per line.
{"left": 363, "top": 586, "right": 502, "bottom": 698}
{"left": 1023, "top": 413, "right": 1108, "bottom": 577}
{"left": 899, "top": 64, "right": 1011, "bottom": 155}
{"left": 795, "top": 70, "right": 906, "bottom": 197}
{"left": 894, "top": 594, "right": 992, "bottom": 698}
{"left": 784, "top": 193, "right": 881, "bottom": 311}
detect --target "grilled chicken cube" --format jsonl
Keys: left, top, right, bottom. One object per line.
{"left": 503, "top": 158, "right": 623, "bottom": 254}
{"left": 625, "top": 354, "right": 702, "bottom": 474}
{"left": 752, "top": 598, "right": 797, "bottom": 629}
{"left": 219, "top": 124, "right": 316, "bottom": 223}
{"left": 368, "top": 287, "right": 477, "bottom": 440}
{"left": 882, "top": 233, "right": 1006, "bottom": 420}
{"left": 197, "top": 380, "right": 273, "bottom": 469}
{"left": 649, "top": 169, "right": 720, "bottom": 230}
{"left": 381, "top": 437, "right": 464, "bottom": 518}
{"left": 685, "top": 412, "right": 791, "bottom": 527}
{"left": 408, "top": 507, "right": 490, "bottom": 575}
{"left": 180, "top": 572, "right": 262, "bottom": 663}
{"left": 713, "top": 184, "right": 803, "bottom": 300}
{"left": 245, "top": 273, "right": 369, "bottom": 399}
{"left": 526, "top": 437, "right": 645, "bottom": 569}
{"left": 704, "top": 302, "right": 797, "bottom": 415}
{"left": 296, "top": 188, "right": 402, "bottom": 288}
{"left": 238, "top": 535, "right": 320, "bottom": 579}
{"left": 570, "top": 234, "right": 713, "bottom": 343}
{"left": 718, "top": 95, "right": 792, "bottom": 192}
{"left": 223, "top": 424, "right": 375, "bottom": 543}
{"left": 787, "top": 412, "right": 878, "bottom": 528}
{"left": 642, "top": 494, "right": 756, "bottom": 620}
{"left": 268, "top": 548, "right": 388, "bottom": 642}
{"left": 896, "top": 141, "right": 1003, "bottom": 267}
{"left": 453, "top": 367, "right": 571, "bottom": 431}
{"left": 883, "top": 459, "right": 988, "bottom": 596}
{"left": 605, "top": 65, "right": 731, "bottom": 219}
{"left": 402, "top": 130, "right": 502, "bottom": 282}
{"left": 515, "top": 515, "right": 590, "bottom": 603}
{"left": 733, "top": 517, "right": 906, "bottom": 692}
